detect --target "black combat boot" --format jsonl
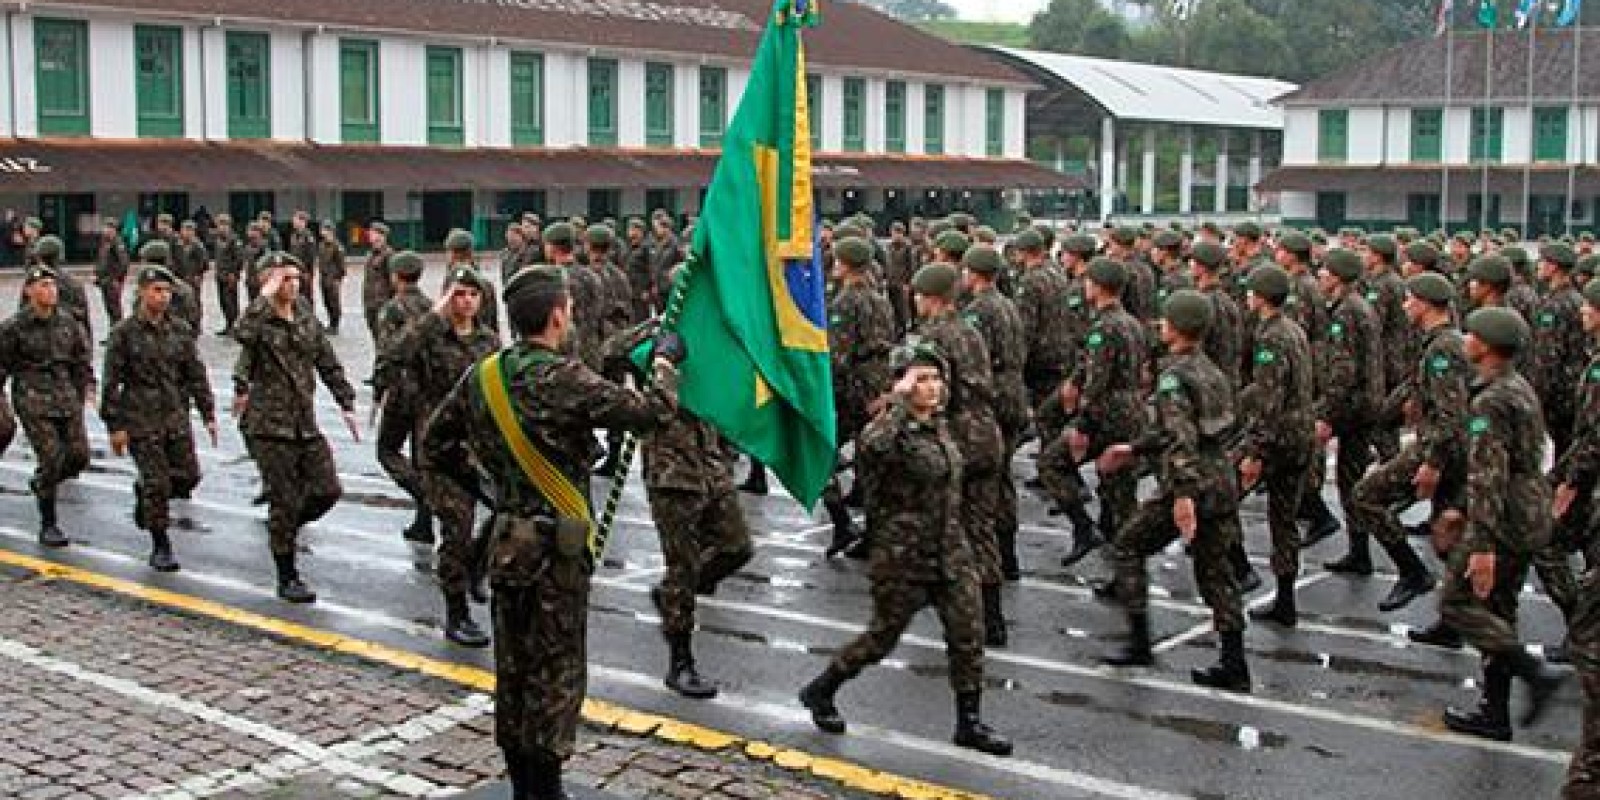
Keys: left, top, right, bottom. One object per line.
{"left": 664, "top": 634, "right": 718, "bottom": 699}
{"left": 1059, "top": 505, "right": 1102, "bottom": 568}
{"left": 823, "top": 495, "right": 864, "bottom": 559}
{"left": 147, "top": 530, "right": 180, "bottom": 573}
{"left": 799, "top": 666, "right": 851, "bottom": 734}
{"left": 36, "top": 494, "right": 67, "bottom": 548}
{"left": 273, "top": 553, "right": 317, "bottom": 604}
{"left": 132, "top": 482, "right": 147, "bottom": 531}
{"left": 503, "top": 748, "right": 531, "bottom": 800}
{"left": 1192, "top": 631, "right": 1252, "bottom": 692}
{"left": 982, "top": 584, "right": 1008, "bottom": 648}
{"left": 1249, "top": 577, "right": 1297, "bottom": 627}
{"left": 402, "top": 507, "right": 436, "bottom": 545}
{"left": 842, "top": 481, "right": 863, "bottom": 509}
{"left": 1102, "top": 612, "right": 1154, "bottom": 667}
{"left": 998, "top": 525, "right": 1021, "bottom": 582}
{"left": 1232, "top": 542, "right": 1262, "bottom": 594}
{"left": 738, "top": 460, "right": 769, "bottom": 495}
{"left": 525, "top": 749, "right": 571, "bottom": 800}
{"left": 1377, "top": 539, "right": 1436, "bottom": 613}
{"left": 1504, "top": 648, "right": 1566, "bottom": 726}
{"left": 468, "top": 517, "right": 493, "bottom": 604}
{"left": 1408, "top": 619, "right": 1463, "bottom": 649}
{"left": 1298, "top": 494, "right": 1342, "bottom": 548}
{"left": 444, "top": 593, "right": 489, "bottom": 648}
{"left": 696, "top": 549, "right": 753, "bottom": 596}
{"left": 1444, "top": 658, "right": 1513, "bottom": 741}
{"left": 1324, "top": 528, "right": 1373, "bottom": 576}
{"left": 953, "top": 691, "right": 1013, "bottom": 756}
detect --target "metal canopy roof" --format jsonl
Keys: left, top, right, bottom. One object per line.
{"left": 981, "top": 45, "right": 1295, "bottom": 131}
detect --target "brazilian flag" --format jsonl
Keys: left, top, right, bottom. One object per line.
{"left": 669, "top": 0, "right": 835, "bottom": 508}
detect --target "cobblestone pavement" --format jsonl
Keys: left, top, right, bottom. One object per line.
{"left": 0, "top": 565, "right": 870, "bottom": 800}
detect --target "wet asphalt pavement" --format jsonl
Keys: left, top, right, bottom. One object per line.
{"left": 0, "top": 266, "right": 1581, "bottom": 799}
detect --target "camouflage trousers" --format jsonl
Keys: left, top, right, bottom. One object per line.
{"left": 1564, "top": 569, "right": 1600, "bottom": 799}
{"left": 182, "top": 278, "right": 205, "bottom": 326}
{"left": 320, "top": 277, "right": 343, "bottom": 331}
{"left": 215, "top": 273, "right": 240, "bottom": 332}
{"left": 1438, "top": 546, "right": 1529, "bottom": 657}
{"left": 962, "top": 470, "right": 1006, "bottom": 586}
{"left": 1349, "top": 443, "right": 1465, "bottom": 550}
{"left": 100, "top": 278, "right": 124, "bottom": 325}
{"left": 22, "top": 413, "right": 89, "bottom": 500}
{"left": 0, "top": 400, "right": 14, "bottom": 460}
{"left": 130, "top": 431, "right": 201, "bottom": 534}
{"left": 1113, "top": 497, "right": 1245, "bottom": 634}
{"left": 1038, "top": 433, "right": 1138, "bottom": 538}
{"left": 832, "top": 575, "right": 984, "bottom": 693}
{"left": 491, "top": 541, "right": 590, "bottom": 760}
{"left": 1256, "top": 445, "right": 1313, "bottom": 579}
{"left": 647, "top": 486, "right": 753, "bottom": 637}
{"left": 377, "top": 403, "right": 427, "bottom": 506}
{"left": 253, "top": 435, "right": 342, "bottom": 557}
{"left": 423, "top": 471, "right": 479, "bottom": 596}
{"left": 1305, "top": 424, "right": 1375, "bottom": 525}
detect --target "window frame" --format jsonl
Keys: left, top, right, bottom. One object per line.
{"left": 1534, "top": 106, "right": 1568, "bottom": 163}
{"left": 842, "top": 77, "right": 865, "bottom": 152}
{"left": 1470, "top": 107, "right": 1505, "bottom": 163}
{"left": 225, "top": 31, "right": 271, "bottom": 140}
{"left": 985, "top": 88, "right": 1004, "bottom": 157}
{"left": 35, "top": 18, "right": 90, "bottom": 136}
{"left": 1317, "top": 109, "right": 1349, "bottom": 164}
{"left": 135, "top": 24, "right": 185, "bottom": 139}
{"left": 425, "top": 45, "right": 464, "bottom": 146}
{"left": 699, "top": 65, "right": 727, "bottom": 149}
{"left": 588, "top": 58, "right": 619, "bottom": 147}
{"left": 1410, "top": 107, "right": 1443, "bottom": 163}
{"left": 924, "top": 83, "right": 944, "bottom": 155}
{"left": 339, "top": 39, "right": 380, "bottom": 144}
{"left": 885, "top": 80, "right": 906, "bottom": 154}
{"left": 510, "top": 51, "right": 545, "bottom": 147}
{"left": 644, "top": 62, "right": 674, "bottom": 148}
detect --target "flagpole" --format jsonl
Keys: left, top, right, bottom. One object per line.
{"left": 1522, "top": 12, "right": 1536, "bottom": 237}
{"left": 1566, "top": 18, "right": 1582, "bottom": 235}
{"left": 1481, "top": 22, "right": 1495, "bottom": 232}
{"left": 1443, "top": 10, "right": 1455, "bottom": 233}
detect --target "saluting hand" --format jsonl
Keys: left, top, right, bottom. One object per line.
{"left": 109, "top": 430, "right": 128, "bottom": 458}
{"left": 1173, "top": 497, "right": 1197, "bottom": 544}
{"left": 1238, "top": 457, "right": 1262, "bottom": 492}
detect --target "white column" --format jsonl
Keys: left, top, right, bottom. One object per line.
{"left": 1141, "top": 127, "right": 1157, "bottom": 216}
{"left": 1054, "top": 138, "right": 1066, "bottom": 172}
{"left": 1179, "top": 127, "right": 1195, "bottom": 216}
{"left": 1248, "top": 130, "right": 1264, "bottom": 212}
{"left": 1214, "top": 129, "right": 1230, "bottom": 215}
{"left": 1099, "top": 117, "right": 1117, "bottom": 222}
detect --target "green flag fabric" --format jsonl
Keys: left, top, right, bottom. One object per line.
{"left": 666, "top": 0, "right": 835, "bottom": 508}
{"left": 1478, "top": 0, "right": 1499, "bottom": 26}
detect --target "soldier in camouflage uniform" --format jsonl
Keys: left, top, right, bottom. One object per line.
{"left": 1041, "top": 258, "right": 1147, "bottom": 570}
{"left": 1558, "top": 280, "right": 1600, "bottom": 795}
{"left": 589, "top": 224, "right": 642, "bottom": 479}
{"left": 94, "top": 217, "right": 130, "bottom": 326}
{"left": 909, "top": 261, "right": 1010, "bottom": 647}
{"left": 233, "top": 255, "right": 359, "bottom": 604}
{"left": 623, "top": 219, "right": 657, "bottom": 323}
{"left": 501, "top": 224, "right": 535, "bottom": 281}
{"left": 1107, "top": 226, "right": 1156, "bottom": 323}
{"left": 1190, "top": 243, "right": 1242, "bottom": 389}
{"left": 821, "top": 237, "right": 894, "bottom": 557}
{"left": 399, "top": 266, "right": 501, "bottom": 647}
{"left": 1361, "top": 235, "right": 1411, "bottom": 462}
{"left": 374, "top": 251, "right": 438, "bottom": 548}
{"left": 1098, "top": 290, "right": 1250, "bottom": 692}
{"left": 442, "top": 230, "right": 501, "bottom": 337}
{"left": 173, "top": 221, "right": 210, "bottom": 327}
{"left": 422, "top": 266, "right": 680, "bottom": 799}
{"left": 1434, "top": 308, "right": 1563, "bottom": 742}
{"left": 959, "top": 244, "right": 1028, "bottom": 581}
{"left": 1503, "top": 246, "right": 1542, "bottom": 324}
{"left": 287, "top": 211, "right": 319, "bottom": 302}
{"left": 362, "top": 222, "right": 397, "bottom": 341}
{"left": 241, "top": 223, "right": 269, "bottom": 303}
{"left": 543, "top": 223, "right": 605, "bottom": 370}
{"left": 885, "top": 221, "right": 918, "bottom": 336}
{"left": 1317, "top": 250, "right": 1386, "bottom": 576}
{"left": 22, "top": 236, "right": 92, "bottom": 349}
{"left": 317, "top": 221, "right": 347, "bottom": 334}
{"left": 1229, "top": 223, "right": 1275, "bottom": 305}
{"left": 1532, "top": 243, "right": 1587, "bottom": 463}
{"left": 799, "top": 343, "right": 1012, "bottom": 757}
{"left": 0, "top": 265, "right": 93, "bottom": 547}
{"left": 1347, "top": 273, "right": 1469, "bottom": 615}
{"left": 1235, "top": 266, "right": 1317, "bottom": 626}
{"left": 1014, "top": 230, "right": 1074, "bottom": 415}
{"left": 100, "top": 265, "right": 217, "bottom": 573}
{"left": 213, "top": 215, "right": 245, "bottom": 336}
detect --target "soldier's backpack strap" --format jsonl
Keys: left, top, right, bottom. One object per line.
{"left": 475, "top": 350, "right": 598, "bottom": 560}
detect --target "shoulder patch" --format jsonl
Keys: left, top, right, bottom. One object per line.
{"left": 1365, "top": 289, "right": 1379, "bottom": 304}
{"left": 1254, "top": 347, "right": 1277, "bottom": 366}
{"left": 1588, "top": 364, "right": 1600, "bottom": 383}
{"left": 1329, "top": 321, "right": 1345, "bottom": 339}
{"left": 1157, "top": 373, "right": 1181, "bottom": 394}
{"left": 1427, "top": 354, "right": 1452, "bottom": 376}
{"left": 1468, "top": 416, "right": 1490, "bottom": 437}
{"left": 1538, "top": 311, "right": 1557, "bottom": 328}
{"left": 829, "top": 313, "right": 842, "bottom": 326}
{"left": 961, "top": 312, "right": 980, "bottom": 328}
{"left": 1086, "top": 330, "right": 1106, "bottom": 349}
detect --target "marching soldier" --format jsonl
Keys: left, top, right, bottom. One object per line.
{"left": 1316, "top": 250, "right": 1386, "bottom": 576}
{"left": 1531, "top": 243, "right": 1587, "bottom": 462}
{"left": 421, "top": 265, "right": 681, "bottom": 800}
{"left": 885, "top": 220, "right": 918, "bottom": 336}
{"left": 100, "top": 265, "right": 217, "bottom": 572}
{"left": 29, "top": 236, "right": 93, "bottom": 345}
{"left": 1013, "top": 229, "right": 1074, "bottom": 417}
{"left": 174, "top": 221, "right": 210, "bottom": 327}
{"left": 501, "top": 224, "right": 534, "bottom": 281}
{"left": 213, "top": 214, "right": 245, "bottom": 336}
{"left": 241, "top": 222, "right": 269, "bottom": 303}
{"left": 318, "top": 221, "right": 347, "bottom": 334}
{"left": 94, "top": 216, "right": 130, "bottom": 326}
{"left": 1190, "top": 243, "right": 1242, "bottom": 390}
{"left": 543, "top": 223, "right": 605, "bottom": 370}
{"left": 1557, "top": 280, "right": 1600, "bottom": 795}
{"left": 822, "top": 237, "right": 894, "bottom": 556}
{"left": 588, "top": 225, "right": 639, "bottom": 479}
{"left": 1363, "top": 235, "right": 1410, "bottom": 462}
{"left": 374, "top": 252, "right": 438, "bottom": 548}
{"left": 362, "top": 222, "right": 397, "bottom": 341}
{"left": 623, "top": 219, "right": 656, "bottom": 323}
{"left": 288, "top": 211, "right": 319, "bottom": 302}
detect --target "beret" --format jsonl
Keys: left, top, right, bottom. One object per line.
{"left": 961, "top": 244, "right": 1004, "bottom": 276}
{"left": 1501, "top": 245, "right": 1530, "bottom": 267}
{"left": 1012, "top": 230, "right": 1045, "bottom": 251}
{"left": 33, "top": 235, "right": 63, "bottom": 260}
{"left": 1322, "top": 249, "right": 1363, "bottom": 281}
{"left": 447, "top": 266, "right": 490, "bottom": 293}
{"left": 1464, "top": 307, "right": 1531, "bottom": 351}
{"left": 586, "top": 224, "right": 616, "bottom": 247}
{"left": 1110, "top": 226, "right": 1139, "bottom": 246}
{"left": 1542, "top": 242, "right": 1577, "bottom": 268}
{"left": 543, "top": 222, "right": 576, "bottom": 246}
{"left": 138, "top": 265, "right": 177, "bottom": 287}
{"left": 444, "top": 229, "right": 475, "bottom": 251}
{"left": 1153, "top": 230, "right": 1183, "bottom": 249}
{"left": 1233, "top": 221, "right": 1263, "bottom": 240}
{"left": 934, "top": 230, "right": 971, "bottom": 256}
{"left": 1365, "top": 235, "right": 1397, "bottom": 259}
{"left": 390, "top": 250, "right": 426, "bottom": 278}
{"left": 1163, "top": 289, "right": 1212, "bottom": 335}
{"left": 1061, "top": 234, "right": 1099, "bottom": 256}
{"left": 1277, "top": 232, "right": 1312, "bottom": 255}
{"left": 1191, "top": 242, "right": 1228, "bottom": 269}
{"left": 139, "top": 240, "right": 172, "bottom": 263}
{"left": 504, "top": 264, "right": 568, "bottom": 302}
{"left": 1468, "top": 255, "right": 1513, "bottom": 285}
{"left": 832, "top": 236, "right": 873, "bottom": 268}
{"left": 911, "top": 263, "right": 960, "bottom": 299}
{"left": 890, "top": 340, "right": 948, "bottom": 377}
{"left": 1248, "top": 265, "right": 1292, "bottom": 303}
{"left": 368, "top": 221, "right": 391, "bottom": 236}
{"left": 1405, "top": 242, "right": 1440, "bottom": 268}
{"left": 1406, "top": 272, "right": 1455, "bottom": 305}
{"left": 1086, "top": 257, "right": 1128, "bottom": 290}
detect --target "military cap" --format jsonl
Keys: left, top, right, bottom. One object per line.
{"left": 1452, "top": 231, "right": 1475, "bottom": 245}
{"left": 1234, "top": 221, "right": 1263, "bottom": 240}
{"left": 139, "top": 240, "right": 172, "bottom": 263}
{"left": 832, "top": 236, "right": 873, "bottom": 268}
{"left": 23, "top": 265, "right": 57, "bottom": 285}
{"left": 1395, "top": 227, "right": 1419, "bottom": 244}
{"left": 447, "top": 265, "right": 490, "bottom": 293}
{"left": 443, "top": 229, "right": 475, "bottom": 252}
{"left": 891, "top": 220, "right": 907, "bottom": 234}
{"left": 522, "top": 212, "right": 543, "bottom": 224}
{"left": 320, "top": 219, "right": 336, "bottom": 231}
{"left": 1407, "top": 272, "right": 1455, "bottom": 305}
{"left": 368, "top": 221, "right": 391, "bottom": 236}
{"left": 1110, "top": 226, "right": 1139, "bottom": 247}
{"left": 627, "top": 217, "right": 646, "bottom": 231}
{"left": 1500, "top": 226, "right": 1521, "bottom": 242}
{"left": 834, "top": 223, "right": 867, "bottom": 241}
{"left": 1163, "top": 289, "right": 1212, "bottom": 335}
{"left": 950, "top": 212, "right": 977, "bottom": 231}
{"left": 1191, "top": 242, "right": 1228, "bottom": 269}
{"left": 1541, "top": 242, "right": 1577, "bottom": 269}
{"left": 927, "top": 219, "right": 953, "bottom": 238}
{"left": 1278, "top": 232, "right": 1312, "bottom": 255}
{"left": 586, "top": 224, "right": 616, "bottom": 247}
{"left": 1200, "top": 221, "right": 1223, "bottom": 237}
{"left": 1468, "top": 255, "right": 1513, "bottom": 286}
{"left": 1464, "top": 306, "right": 1530, "bottom": 352}
{"left": 103, "top": 216, "right": 120, "bottom": 228}
{"left": 1012, "top": 229, "right": 1045, "bottom": 251}
{"left": 1061, "top": 234, "right": 1098, "bottom": 256}
{"left": 503, "top": 265, "right": 570, "bottom": 324}
{"left": 1248, "top": 265, "right": 1292, "bottom": 303}
{"left": 254, "top": 251, "right": 302, "bottom": 273}
{"left": 137, "top": 265, "right": 177, "bottom": 287}
{"left": 889, "top": 340, "right": 948, "bottom": 377}
{"left": 543, "top": 222, "right": 576, "bottom": 246}
{"left": 1585, "top": 277, "right": 1600, "bottom": 308}
{"left": 912, "top": 263, "right": 960, "bottom": 298}
{"left": 1086, "top": 257, "right": 1128, "bottom": 290}
{"left": 962, "top": 244, "right": 1004, "bottom": 276}
{"left": 1405, "top": 242, "right": 1440, "bottom": 268}
{"left": 1339, "top": 226, "right": 1362, "bottom": 238}
{"left": 1015, "top": 213, "right": 1034, "bottom": 228}
{"left": 1321, "top": 249, "right": 1362, "bottom": 281}
{"left": 1310, "top": 230, "right": 1329, "bottom": 246}
{"left": 33, "top": 235, "right": 63, "bottom": 260}
{"left": 973, "top": 225, "right": 998, "bottom": 244}
{"left": 214, "top": 213, "right": 233, "bottom": 226}
{"left": 156, "top": 213, "right": 174, "bottom": 225}
{"left": 1578, "top": 254, "right": 1600, "bottom": 279}
{"left": 1365, "top": 234, "right": 1397, "bottom": 259}
{"left": 257, "top": 210, "right": 274, "bottom": 220}
{"left": 934, "top": 230, "right": 970, "bottom": 257}
{"left": 180, "top": 220, "right": 197, "bottom": 231}
{"left": 1582, "top": 231, "right": 1597, "bottom": 244}
{"left": 1152, "top": 230, "right": 1183, "bottom": 249}
{"left": 1501, "top": 245, "right": 1530, "bottom": 267}
{"left": 390, "top": 250, "right": 425, "bottom": 278}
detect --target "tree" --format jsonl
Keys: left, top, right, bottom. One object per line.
{"left": 1029, "top": 0, "right": 1133, "bottom": 59}
{"left": 855, "top": 0, "right": 956, "bottom": 21}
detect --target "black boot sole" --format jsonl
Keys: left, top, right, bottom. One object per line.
{"left": 798, "top": 687, "right": 846, "bottom": 734}
{"left": 1443, "top": 708, "right": 1512, "bottom": 741}
{"left": 1378, "top": 577, "right": 1435, "bottom": 613}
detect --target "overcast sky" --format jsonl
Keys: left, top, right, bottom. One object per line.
{"left": 944, "top": 0, "right": 1049, "bottom": 23}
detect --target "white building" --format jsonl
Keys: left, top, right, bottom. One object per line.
{"left": 0, "top": 0, "right": 1070, "bottom": 256}
{"left": 1263, "top": 28, "right": 1600, "bottom": 237}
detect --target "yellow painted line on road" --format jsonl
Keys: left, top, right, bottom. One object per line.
{"left": 0, "top": 548, "right": 990, "bottom": 800}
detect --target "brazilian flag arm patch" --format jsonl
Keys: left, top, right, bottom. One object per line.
{"left": 1086, "top": 330, "right": 1106, "bottom": 350}
{"left": 1588, "top": 365, "right": 1600, "bottom": 383}
{"left": 1427, "top": 354, "right": 1452, "bottom": 376}
{"left": 1255, "top": 348, "right": 1277, "bottom": 366}
{"left": 1157, "top": 373, "right": 1181, "bottom": 394}
{"left": 1468, "top": 416, "right": 1490, "bottom": 437}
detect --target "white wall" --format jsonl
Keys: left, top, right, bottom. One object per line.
{"left": 672, "top": 62, "right": 696, "bottom": 148}
{"left": 85, "top": 17, "right": 133, "bottom": 139}
{"left": 618, "top": 59, "right": 645, "bottom": 148}
{"left": 864, "top": 77, "right": 885, "bottom": 153}
{"left": 1282, "top": 107, "right": 1318, "bottom": 164}
{"left": 1005, "top": 89, "right": 1026, "bottom": 159}
{"left": 1346, "top": 107, "right": 1385, "bottom": 165}
{"left": 12, "top": 12, "right": 37, "bottom": 138}
{"left": 305, "top": 32, "right": 340, "bottom": 145}
{"left": 380, "top": 39, "right": 426, "bottom": 146}
{"left": 199, "top": 27, "right": 227, "bottom": 140}
{"left": 1503, "top": 106, "right": 1533, "bottom": 163}
{"left": 1385, "top": 107, "right": 1410, "bottom": 165}
{"left": 820, "top": 74, "right": 843, "bottom": 152}
{"left": 905, "top": 81, "right": 925, "bottom": 155}
{"left": 270, "top": 30, "right": 306, "bottom": 142}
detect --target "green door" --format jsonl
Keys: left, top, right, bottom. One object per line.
{"left": 1315, "top": 192, "right": 1347, "bottom": 231}
{"left": 421, "top": 191, "right": 473, "bottom": 250}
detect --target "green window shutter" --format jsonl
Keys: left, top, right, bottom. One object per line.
{"left": 842, "top": 77, "right": 864, "bottom": 152}
{"left": 1535, "top": 107, "right": 1568, "bottom": 162}
{"left": 1317, "top": 109, "right": 1348, "bottom": 163}
{"left": 426, "top": 46, "right": 463, "bottom": 146}
{"left": 924, "top": 84, "right": 944, "bottom": 155}
{"left": 226, "top": 32, "right": 270, "bottom": 140}
{"left": 806, "top": 74, "right": 822, "bottom": 150}
{"left": 985, "top": 88, "right": 1004, "bottom": 157}
{"left": 35, "top": 18, "right": 89, "bottom": 136}
{"left": 340, "top": 40, "right": 379, "bottom": 143}
{"left": 1410, "top": 108, "right": 1442, "bottom": 163}
{"left": 699, "top": 66, "right": 726, "bottom": 149}
{"left": 135, "top": 25, "right": 184, "bottom": 139}
{"left": 1472, "top": 108, "right": 1505, "bottom": 163}
{"left": 588, "top": 58, "right": 618, "bottom": 147}
{"left": 510, "top": 52, "right": 544, "bottom": 147}
{"left": 645, "top": 62, "right": 673, "bottom": 148}
{"left": 885, "top": 81, "right": 906, "bottom": 154}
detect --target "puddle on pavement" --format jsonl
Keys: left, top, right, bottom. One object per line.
{"left": 1251, "top": 647, "right": 1462, "bottom": 686}
{"left": 343, "top": 491, "right": 414, "bottom": 510}
{"left": 1040, "top": 691, "right": 1290, "bottom": 751}
{"left": 729, "top": 571, "right": 819, "bottom": 591}
{"left": 170, "top": 517, "right": 212, "bottom": 533}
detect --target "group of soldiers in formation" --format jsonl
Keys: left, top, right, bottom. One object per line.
{"left": 3, "top": 198, "right": 1600, "bottom": 797}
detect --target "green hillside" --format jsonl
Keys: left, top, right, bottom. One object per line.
{"left": 916, "top": 20, "right": 1030, "bottom": 48}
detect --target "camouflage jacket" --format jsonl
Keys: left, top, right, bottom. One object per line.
{"left": 213, "top": 233, "right": 245, "bottom": 279}
{"left": 1120, "top": 257, "right": 1158, "bottom": 322}
{"left": 0, "top": 306, "right": 93, "bottom": 419}
{"left": 392, "top": 311, "right": 501, "bottom": 417}
{"left": 961, "top": 287, "right": 1029, "bottom": 432}
{"left": 1462, "top": 366, "right": 1550, "bottom": 557}
{"left": 288, "top": 228, "right": 319, "bottom": 273}
{"left": 559, "top": 261, "right": 606, "bottom": 369}
{"left": 100, "top": 312, "right": 214, "bottom": 437}
{"left": 1016, "top": 263, "right": 1075, "bottom": 375}
{"left": 829, "top": 280, "right": 895, "bottom": 433}
{"left": 373, "top": 286, "right": 435, "bottom": 403}
{"left": 318, "top": 240, "right": 346, "bottom": 282}
{"left": 623, "top": 240, "right": 655, "bottom": 302}
{"left": 1236, "top": 312, "right": 1315, "bottom": 461}
{"left": 95, "top": 235, "right": 130, "bottom": 284}
{"left": 1395, "top": 323, "right": 1471, "bottom": 469}
{"left": 594, "top": 261, "right": 633, "bottom": 340}
{"left": 644, "top": 407, "right": 733, "bottom": 494}
{"left": 362, "top": 245, "right": 396, "bottom": 307}
{"left": 1134, "top": 350, "right": 1238, "bottom": 514}
{"left": 173, "top": 240, "right": 210, "bottom": 285}
{"left": 1361, "top": 268, "right": 1411, "bottom": 396}
{"left": 912, "top": 310, "right": 1004, "bottom": 475}
{"left": 858, "top": 401, "right": 972, "bottom": 583}
{"left": 232, "top": 298, "right": 356, "bottom": 439}
{"left": 1316, "top": 290, "right": 1384, "bottom": 425}
{"left": 1554, "top": 351, "right": 1600, "bottom": 487}
{"left": 1528, "top": 284, "right": 1586, "bottom": 422}
{"left": 1069, "top": 302, "right": 1148, "bottom": 444}
{"left": 1201, "top": 284, "right": 1244, "bottom": 390}
{"left": 885, "top": 240, "right": 918, "bottom": 291}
